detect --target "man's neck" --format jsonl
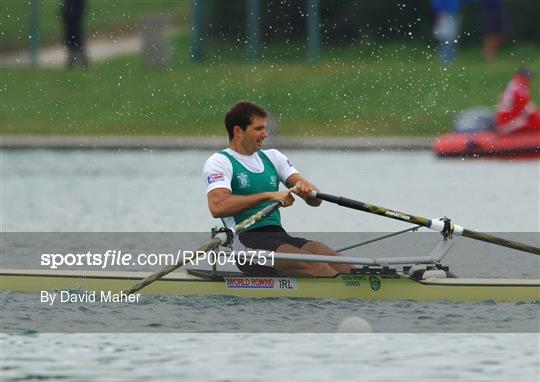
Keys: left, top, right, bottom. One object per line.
{"left": 229, "top": 142, "right": 255, "bottom": 156}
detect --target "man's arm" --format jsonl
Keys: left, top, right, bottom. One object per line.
{"left": 285, "top": 173, "right": 321, "bottom": 207}
{"left": 207, "top": 188, "right": 294, "bottom": 218}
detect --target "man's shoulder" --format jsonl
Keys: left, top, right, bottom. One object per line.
{"left": 261, "top": 148, "right": 286, "bottom": 159}
{"left": 204, "top": 151, "right": 232, "bottom": 168}
{"left": 262, "top": 148, "right": 282, "bottom": 155}
{"left": 262, "top": 148, "right": 292, "bottom": 163}
{"left": 207, "top": 149, "right": 230, "bottom": 159}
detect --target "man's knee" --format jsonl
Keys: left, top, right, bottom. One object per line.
{"left": 301, "top": 240, "right": 337, "bottom": 255}
{"left": 276, "top": 243, "right": 306, "bottom": 254}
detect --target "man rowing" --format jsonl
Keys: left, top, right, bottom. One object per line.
{"left": 203, "top": 101, "right": 351, "bottom": 277}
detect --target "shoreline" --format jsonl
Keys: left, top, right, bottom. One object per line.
{"left": 0, "top": 135, "right": 434, "bottom": 151}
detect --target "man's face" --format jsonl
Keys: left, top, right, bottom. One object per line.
{"left": 237, "top": 116, "right": 268, "bottom": 153}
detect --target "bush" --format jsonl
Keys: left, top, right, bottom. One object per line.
{"left": 204, "top": 0, "right": 540, "bottom": 45}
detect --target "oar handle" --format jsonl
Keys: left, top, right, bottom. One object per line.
{"left": 262, "top": 201, "right": 284, "bottom": 215}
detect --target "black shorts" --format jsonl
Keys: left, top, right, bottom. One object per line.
{"left": 236, "top": 225, "right": 310, "bottom": 276}
{"left": 239, "top": 225, "right": 309, "bottom": 251}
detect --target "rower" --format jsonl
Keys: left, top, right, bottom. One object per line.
{"left": 495, "top": 67, "right": 540, "bottom": 135}
{"left": 203, "top": 101, "right": 352, "bottom": 277}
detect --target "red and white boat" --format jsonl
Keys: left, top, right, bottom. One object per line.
{"left": 434, "top": 130, "right": 540, "bottom": 159}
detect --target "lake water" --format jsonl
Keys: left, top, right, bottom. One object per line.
{"left": 2, "top": 149, "right": 539, "bottom": 232}
{"left": 1, "top": 149, "right": 539, "bottom": 381}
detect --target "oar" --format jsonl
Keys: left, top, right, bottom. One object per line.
{"left": 123, "top": 201, "right": 284, "bottom": 295}
{"left": 309, "top": 191, "right": 540, "bottom": 256}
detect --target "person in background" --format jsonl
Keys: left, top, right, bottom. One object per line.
{"left": 495, "top": 68, "right": 540, "bottom": 135}
{"left": 61, "top": 0, "right": 88, "bottom": 68}
{"left": 479, "top": 0, "right": 507, "bottom": 62}
{"left": 431, "top": 0, "right": 461, "bottom": 65}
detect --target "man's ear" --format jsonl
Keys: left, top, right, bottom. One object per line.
{"left": 233, "top": 125, "right": 242, "bottom": 138}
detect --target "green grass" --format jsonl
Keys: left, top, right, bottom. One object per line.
{"left": 1, "top": 34, "right": 539, "bottom": 137}
{"left": 0, "top": 0, "right": 189, "bottom": 52}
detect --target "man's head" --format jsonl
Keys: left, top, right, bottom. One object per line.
{"left": 225, "top": 101, "right": 268, "bottom": 141}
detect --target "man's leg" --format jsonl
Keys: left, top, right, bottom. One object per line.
{"left": 301, "top": 241, "right": 353, "bottom": 274}
{"left": 273, "top": 244, "right": 337, "bottom": 277}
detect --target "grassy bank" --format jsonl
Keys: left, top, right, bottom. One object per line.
{"left": 1, "top": 35, "right": 538, "bottom": 137}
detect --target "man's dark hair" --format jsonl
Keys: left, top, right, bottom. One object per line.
{"left": 224, "top": 101, "right": 267, "bottom": 141}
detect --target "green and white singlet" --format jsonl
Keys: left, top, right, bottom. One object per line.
{"left": 203, "top": 148, "right": 298, "bottom": 231}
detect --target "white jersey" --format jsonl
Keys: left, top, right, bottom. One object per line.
{"left": 202, "top": 148, "right": 298, "bottom": 194}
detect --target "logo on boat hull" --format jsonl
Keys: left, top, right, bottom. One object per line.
{"left": 224, "top": 277, "right": 297, "bottom": 290}
{"left": 369, "top": 276, "right": 381, "bottom": 291}
{"left": 342, "top": 275, "right": 363, "bottom": 287}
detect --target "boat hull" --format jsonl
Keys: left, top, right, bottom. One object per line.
{"left": 433, "top": 130, "right": 540, "bottom": 159}
{"left": 1, "top": 269, "right": 538, "bottom": 302}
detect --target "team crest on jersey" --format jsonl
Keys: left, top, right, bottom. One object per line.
{"left": 269, "top": 175, "right": 277, "bottom": 188}
{"left": 237, "top": 172, "right": 250, "bottom": 188}
{"left": 207, "top": 173, "right": 224, "bottom": 184}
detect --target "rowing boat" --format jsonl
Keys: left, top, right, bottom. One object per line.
{"left": 1, "top": 267, "right": 538, "bottom": 302}
{"left": 2, "top": 192, "right": 539, "bottom": 302}
{"left": 2, "top": 238, "right": 539, "bottom": 302}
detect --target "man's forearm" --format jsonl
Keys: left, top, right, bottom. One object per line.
{"left": 210, "top": 192, "right": 272, "bottom": 218}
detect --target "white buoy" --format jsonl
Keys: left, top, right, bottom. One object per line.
{"left": 337, "top": 316, "right": 373, "bottom": 333}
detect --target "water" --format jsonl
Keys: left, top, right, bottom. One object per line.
{"left": 3, "top": 150, "right": 538, "bottom": 232}
{"left": 1, "top": 150, "right": 539, "bottom": 381}
{"left": 1, "top": 333, "right": 538, "bottom": 381}
{"left": 2, "top": 293, "right": 538, "bottom": 334}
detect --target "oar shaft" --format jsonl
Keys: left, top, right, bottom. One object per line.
{"left": 462, "top": 229, "right": 540, "bottom": 255}
{"left": 312, "top": 191, "right": 540, "bottom": 256}
{"left": 314, "top": 192, "right": 432, "bottom": 227}
{"left": 123, "top": 201, "right": 283, "bottom": 295}
{"left": 123, "top": 237, "right": 222, "bottom": 295}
